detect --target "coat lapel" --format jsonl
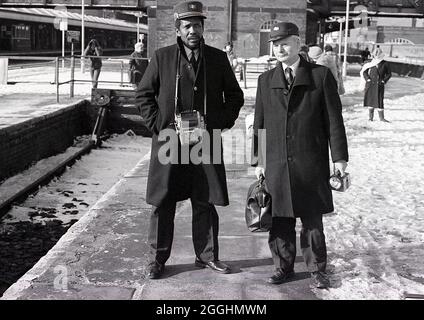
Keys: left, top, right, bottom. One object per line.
{"left": 270, "top": 62, "right": 289, "bottom": 110}
{"left": 288, "top": 57, "right": 312, "bottom": 106}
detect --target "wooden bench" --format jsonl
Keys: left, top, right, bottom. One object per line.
{"left": 90, "top": 88, "right": 151, "bottom": 145}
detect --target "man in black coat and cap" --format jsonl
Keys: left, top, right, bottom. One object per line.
{"left": 252, "top": 22, "right": 349, "bottom": 289}
{"left": 136, "top": 1, "right": 244, "bottom": 279}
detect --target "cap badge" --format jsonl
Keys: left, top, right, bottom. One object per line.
{"left": 273, "top": 26, "right": 279, "bottom": 31}
{"left": 189, "top": 4, "right": 197, "bottom": 9}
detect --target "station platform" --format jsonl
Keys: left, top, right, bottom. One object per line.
{"left": 0, "top": 101, "right": 318, "bottom": 300}
{"left": 2, "top": 68, "right": 424, "bottom": 301}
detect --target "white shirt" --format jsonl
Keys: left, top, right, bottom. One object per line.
{"left": 282, "top": 57, "right": 300, "bottom": 79}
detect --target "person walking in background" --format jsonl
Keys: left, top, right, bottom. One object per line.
{"left": 224, "top": 41, "right": 244, "bottom": 81}
{"left": 316, "top": 44, "right": 345, "bottom": 95}
{"left": 84, "top": 39, "right": 103, "bottom": 89}
{"left": 360, "top": 47, "right": 391, "bottom": 122}
{"left": 308, "top": 45, "right": 323, "bottom": 63}
{"left": 252, "top": 22, "right": 349, "bottom": 289}
{"left": 361, "top": 47, "right": 371, "bottom": 64}
{"left": 129, "top": 42, "right": 149, "bottom": 88}
{"left": 299, "top": 44, "right": 313, "bottom": 63}
{"left": 136, "top": 1, "right": 244, "bottom": 280}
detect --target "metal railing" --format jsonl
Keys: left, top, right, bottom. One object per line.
{"left": 2, "top": 54, "right": 149, "bottom": 103}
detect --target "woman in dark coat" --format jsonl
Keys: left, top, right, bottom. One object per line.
{"left": 360, "top": 48, "right": 392, "bottom": 122}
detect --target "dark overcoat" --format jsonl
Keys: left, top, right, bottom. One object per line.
{"left": 363, "top": 60, "right": 391, "bottom": 109}
{"left": 253, "top": 57, "right": 349, "bottom": 218}
{"left": 136, "top": 40, "right": 244, "bottom": 207}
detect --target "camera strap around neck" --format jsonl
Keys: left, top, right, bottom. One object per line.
{"left": 174, "top": 45, "right": 207, "bottom": 124}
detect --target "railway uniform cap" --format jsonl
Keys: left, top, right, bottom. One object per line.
{"left": 174, "top": 1, "right": 207, "bottom": 20}
{"left": 268, "top": 22, "right": 299, "bottom": 42}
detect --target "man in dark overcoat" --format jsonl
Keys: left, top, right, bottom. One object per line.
{"left": 252, "top": 22, "right": 349, "bottom": 289}
{"left": 136, "top": 1, "right": 244, "bottom": 279}
{"left": 360, "top": 48, "right": 392, "bottom": 122}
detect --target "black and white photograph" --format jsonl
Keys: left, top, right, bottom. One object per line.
{"left": 0, "top": 0, "right": 423, "bottom": 309}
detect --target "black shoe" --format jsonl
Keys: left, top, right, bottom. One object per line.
{"left": 195, "top": 258, "right": 231, "bottom": 274}
{"left": 267, "top": 269, "right": 295, "bottom": 285}
{"left": 148, "top": 261, "right": 165, "bottom": 279}
{"left": 310, "top": 271, "right": 330, "bottom": 289}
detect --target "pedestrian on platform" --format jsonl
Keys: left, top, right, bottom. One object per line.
{"left": 298, "top": 45, "right": 313, "bottom": 63}
{"left": 223, "top": 42, "right": 238, "bottom": 73}
{"left": 84, "top": 39, "right": 103, "bottom": 89}
{"left": 360, "top": 47, "right": 392, "bottom": 122}
{"left": 308, "top": 45, "right": 323, "bottom": 63}
{"left": 361, "top": 47, "right": 371, "bottom": 64}
{"left": 129, "top": 42, "right": 148, "bottom": 88}
{"left": 316, "top": 44, "right": 345, "bottom": 95}
{"left": 136, "top": 1, "right": 244, "bottom": 280}
{"left": 252, "top": 22, "right": 349, "bottom": 289}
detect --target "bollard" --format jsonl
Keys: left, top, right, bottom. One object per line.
{"left": 55, "top": 57, "right": 60, "bottom": 103}
{"left": 70, "top": 56, "right": 75, "bottom": 98}
{"left": 120, "top": 60, "right": 124, "bottom": 87}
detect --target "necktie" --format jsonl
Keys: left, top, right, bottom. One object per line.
{"left": 285, "top": 67, "right": 294, "bottom": 87}
{"left": 189, "top": 51, "right": 198, "bottom": 73}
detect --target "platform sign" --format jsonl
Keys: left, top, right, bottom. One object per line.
{"left": 59, "top": 20, "right": 68, "bottom": 31}
{"left": 67, "top": 30, "right": 80, "bottom": 43}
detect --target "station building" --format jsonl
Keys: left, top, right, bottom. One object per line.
{"left": 147, "top": 0, "right": 306, "bottom": 58}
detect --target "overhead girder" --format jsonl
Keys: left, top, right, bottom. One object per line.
{"left": 0, "top": 0, "right": 153, "bottom": 11}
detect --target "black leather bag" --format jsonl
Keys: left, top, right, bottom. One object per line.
{"left": 245, "top": 175, "right": 272, "bottom": 232}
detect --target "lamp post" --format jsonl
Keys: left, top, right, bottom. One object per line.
{"left": 338, "top": 17, "right": 344, "bottom": 58}
{"left": 342, "top": 0, "right": 350, "bottom": 78}
{"left": 81, "top": 0, "right": 85, "bottom": 73}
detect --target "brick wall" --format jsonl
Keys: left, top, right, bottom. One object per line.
{"left": 377, "top": 26, "right": 424, "bottom": 45}
{"left": 0, "top": 101, "right": 90, "bottom": 182}
{"left": 149, "top": 0, "right": 306, "bottom": 58}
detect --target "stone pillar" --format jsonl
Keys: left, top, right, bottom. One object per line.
{"left": 147, "top": 3, "right": 158, "bottom": 59}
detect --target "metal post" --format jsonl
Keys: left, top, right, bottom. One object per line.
{"left": 120, "top": 60, "right": 124, "bottom": 87}
{"left": 81, "top": 0, "right": 85, "bottom": 73}
{"left": 55, "top": 57, "right": 60, "bottom": 103}
{"left": 62, "top": 28, "right": 65, "bottom": 69}
{"left": 343, "top": 0, "right": 350, "bottom": 78}
{"left": 137, "top": 15, "right": 140, "bottom": 42}
{"left": 70, "top": 56, "right": 75, "bottom": 98}
{"left": 338, "top": 18, "right": 343, "bottom": 58}
{"left": 243, "top": 63, "right": 247, "bottom": 89}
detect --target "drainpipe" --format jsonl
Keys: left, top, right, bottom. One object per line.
{"left": 228, "top": 0, "right": 233, "bottom": 43}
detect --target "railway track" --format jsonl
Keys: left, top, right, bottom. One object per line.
{"left": 0, "top": 132, "right": 150, "bottom": 297}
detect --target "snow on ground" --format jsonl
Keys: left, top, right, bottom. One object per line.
{"left": 1, "top": 132, "right": 150, "bottom": 227}
{"left": 242, "top": 72, "right": 424, "bottom": 300}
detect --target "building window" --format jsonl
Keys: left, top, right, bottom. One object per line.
{"left": 259, "top": 20, "right": 281, "bottom": 56}
{"left": 386, "top": 38, "right": 414, "bottom": 45}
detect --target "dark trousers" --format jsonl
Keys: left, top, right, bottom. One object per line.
{"left": 148, "top": 165, "right": 219, "bottom": 265}
{"left": 268, "top": 215, "right": 327, "bottom": 273}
